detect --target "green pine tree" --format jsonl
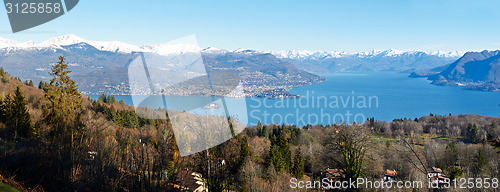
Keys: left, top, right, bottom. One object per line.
{"left": 1, "top": 74, "right": 9, "bottom": 83}
{"left": 449, "top": 167, "right": 464, "bottom": 180}
{"left": 477, "top": 149, "right": 487, "bottom": 169}
{"left": 256, "top": 121, "right": 262, "bottom": 130}
{"left": 98, "top": 93, "right": 107, "bottom": 103}
{"left": 44, "top": 56, "right": 83, "bottom": 137}
{"left": 292, "top": 147, "right": 304, "bottom": 179}
{"left": 489, "top": 121, "right": 498, "bottom": 140}
{"left": 0, "top": 94, "right": 8, "bottom": 123}
{"left": 228, "top": 116, "right": 236, "bottom": 138}
{"left": 3, "top": 87, "right": 35, "bottom": 140}
{"left": 0, "top": 92, "right": 12, "bottom": 126}
{"left": 262, "top": 125, "right": 269, "bottom": 139}
{"left": 0, "top": 67, "right": 7, "bottom": 84}
{"left": 38, "top": 81, "right": 48, "bottom": 91}
{"left": 467, "top": 123, "right": 479, "bottom": 144}
{"left": 239, "top": 136, "right": 251, "bottom": 164}
{"left": 266, "top": 133, "right": 292, "bottom": 173}
{"left": 278, "top": 133, "right": 292, "bottom": 172}
{"left": 11, "top": 86, "right": 35, "bottom": 139}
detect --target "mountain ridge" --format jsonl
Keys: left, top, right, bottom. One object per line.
{"left": 424, "top": 50, "right": 500, "bottom": 91}
{"left": 272, "top": 49, "right": 464, "bottom": 60}
{"left": 1, "top": 34, "right": 465, "bottom": 60}
{"left": 0, "top": 36, "right": 325, "bottom": 98}
{"left": 271, "top": 49, "right": 463, "bottom": 73}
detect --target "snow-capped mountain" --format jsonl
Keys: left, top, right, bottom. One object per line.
{"left": 271, "top": 50, "right": 350, "bottom": 60}
{"left": 232, "top": 48, "right": 266, "bottom": 55}
{"left": 0, "top": 37, "right": 25, "bottom": 48}
{"left": 142, "top": 43, "right": 202, "bottom": 56}
{"left": 39, "top": 34, "right": 143, "bottom": 53}
{"left": 201, "top": 47, "right": 228, "bottom": 55}
{"left": 0, "top": 34, "right": 142, "bottom": 53}
{"left": 39, "top": 34, "right": 87, "bottom": 46}
{"left": 271, "top": 49, "right": 464, "bottom": 74}
{"left": 0, "top": 34, "right": 466, "bottom": 60}
{"left": 272, "top": 49, "right": 464, "bottom": 60}
{"left": 0, "top": 34, "right": 208, "bottom": 56}
{"left": 0, "top": 37, "right": 36, "bottom": 49}
{"left": 0, "top": 34, "right": 470, "bottom": 75}
{"left": 428, "top": 50, "right": 464, "bottom": 58}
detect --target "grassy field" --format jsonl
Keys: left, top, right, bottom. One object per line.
{"left": 0, "top": 182, "right": 20, "bottom": 192}
{"left": 371, "top": 134, "right": 466, "bottom": 144}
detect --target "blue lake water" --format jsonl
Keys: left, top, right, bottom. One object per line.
{"left": 88, "top": 72, "right": 500, "bottom": 127}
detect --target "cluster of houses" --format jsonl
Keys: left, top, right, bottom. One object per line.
{"left": 427, "top": 167, "right": 449, "bottom": 187}
{"left": 383, "top": 169, "right": 398, "bottom": 183}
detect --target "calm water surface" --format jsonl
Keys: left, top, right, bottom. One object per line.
{"left": 88, "top": 72, "right": 500, "bottom": 126}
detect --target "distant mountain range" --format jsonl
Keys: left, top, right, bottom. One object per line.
{"left": 0, "top": 34, "right": 324, "bottom": 97}
{"left": 424, "top": 50, "right": 500, "bottom": 91}
{"left": 4, "top": 34, "right": 497, "bottom": 95}
{"left": 272, "top": 49, "right": 463, "bottom": 73}
{"left": 0, "top": 34, "right": 202, "bottom": 55}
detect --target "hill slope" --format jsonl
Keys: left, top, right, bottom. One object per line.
{"left": 428, "top": 50, "right": 500, "bottom": 91}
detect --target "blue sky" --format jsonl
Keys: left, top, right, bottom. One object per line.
{"left": 1, "top": 0, "right": 500, "bottom": 52}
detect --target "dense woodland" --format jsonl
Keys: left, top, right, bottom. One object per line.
{"left": 0, "top": 57, "right": 498, "bottom": 191}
